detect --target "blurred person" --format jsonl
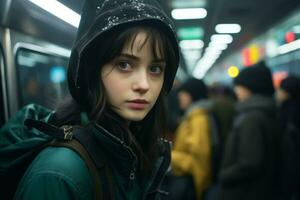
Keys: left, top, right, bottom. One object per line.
{"left": 219, "top": 62, "right": 279, "bottom": 200}
{"left": 169, "top": 78, "right": 218, "bottom": 200}
{"left": 3, "top": 0, "right": 180, "bottom": 199}
{"left": 276, "top": 75, "right": 300, "bottom": 200}
{"left": 208, "top": 83, "right": 236, "bottom": 152}
{"left": 165, "top": 79, "right": 182, "bottom": 142}
{"left": 205, "top": 84, "right": 236, "bottom": 200}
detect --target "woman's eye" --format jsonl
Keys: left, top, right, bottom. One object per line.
{"left": 118, "top": 61, "right": 131, "bottom": 71}
{"left": 149, "top": 66, "right": 163, "bottom": 74}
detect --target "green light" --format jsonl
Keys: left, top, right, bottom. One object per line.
{"left": 171, "top": 1, "right": 206, "bottom": 8}
{"left": 177, "top": 27, "right": 204, "bottom": 40}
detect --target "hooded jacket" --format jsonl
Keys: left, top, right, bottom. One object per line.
{"left": 68, "top": 0, "right": 179, "bottom": 104}
{"left": 172, "top": 100, "right": 215, "bottom": 200}
{"left": 2, "top": 105, "right": 171, "bottom": 200}
{"left": 219, "top": 95, "right": 278, "bottom": 200}
{"left": 13, "top": 124, "right": 171, "bottom": 200}
{"left": 8, "top": 1, "right": 179, "bottom": 199}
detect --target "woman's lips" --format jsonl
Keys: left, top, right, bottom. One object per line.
{"left": 126, "top": 99, "right": 149, "bottom": 110}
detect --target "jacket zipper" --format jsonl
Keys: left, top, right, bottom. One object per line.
{"left": 95, "top": 124, "right": 138, "bottom": 183}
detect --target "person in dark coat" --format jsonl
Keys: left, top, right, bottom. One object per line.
{"left": 13, "top": 0, "right": 180, "bottom": 199}
{"left": 218, "top": 62, "right": 278, "bottom": 200}
{"left": 276, "top": 75, "right": 300, "bottom": 200}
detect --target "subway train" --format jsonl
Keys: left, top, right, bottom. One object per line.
{"left": 1, "top": 0, "right": 300, "bottom": 128}
{"left": 1, "top": 1, "right": 300, "bottom": 200}
{"left": 0, "top": 0, "right": 83, "bottom": 126}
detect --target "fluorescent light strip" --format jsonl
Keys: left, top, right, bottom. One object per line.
{"left": 193, "top": 60, "right": 214, "bottom": 79}
{"left": 208, "top": 43, "right": 228, "bottom": 50}
{"left": 205, "top": 51, "right": 222, "bottom": 58}
{"left": 171, "top": 1, "right": 206, "bottom": 8}
{"left": 179, "top": 40, "right": 204, "bottom": 49}
{"left": 193, "top": 48, "right": 224, "bottom": 78}
{"left": 171, "top": 8, "right": 207, "bottom": 20}
{"left": 215, "top": 24, "right": 241, "bottom": 34}
{"left": 182, "top": 50, "right": 201, "bottom": 59}
{"left": 28, "top": 0, "right": 81, "bottom": 28}
{"left": 211, "top": 34, "right": 233, "bottom": 44}
{"left": 278, "top": 39, "right": 300, "bottom": 55}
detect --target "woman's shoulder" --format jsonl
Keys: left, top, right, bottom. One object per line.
{"left": 15, "top": 146, "right": 93, "bottom": 199}
{"left": 31, "top": 146, "right": 91, "bottom": 174}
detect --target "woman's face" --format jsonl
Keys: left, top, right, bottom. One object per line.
{"left": 234, "top": 85, "right": 252, "bottom": 102}
{"left": 276, "top": 88, "right": 289, "bottom": 104}
{"left": 178, "top": 91, "right": 192, "bottom": 111}
{"left": 101, "top": 30, "right": 165, "bottom": 122}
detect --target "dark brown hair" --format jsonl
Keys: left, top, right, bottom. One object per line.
{"left": 55, "top": 22, "right": 177, "bottom": 172}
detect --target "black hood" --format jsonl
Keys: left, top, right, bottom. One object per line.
{"left": 236, "top": 95, "right": 277, "bottom": 117}
{"left": 68, "top": 0, "right": 179, "bottom": 104}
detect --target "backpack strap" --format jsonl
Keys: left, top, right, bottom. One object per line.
{"left": 48, "top": 139, "right": 103, "bottom": 200}
{"left": 25, "top": 119, "right": 114, "bottom": 200}
{"left": 25, "top": 119, "right": 72, "bottom": 140}
{"left": 72, "top": 127, "right": 115, "bottom": 200}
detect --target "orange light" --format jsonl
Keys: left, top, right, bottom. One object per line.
{"left": 273, "top": 71, "right": 288, "bottom": 89}
{"left": 242, "top": 44, "right": 260, "bottom": 67}
{"left": 285, "top": 32, "right": 295, "bottom": 43}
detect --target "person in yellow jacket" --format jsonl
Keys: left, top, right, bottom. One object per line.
{"left": 172, "top": 78, "right": 213, "bottom": 200}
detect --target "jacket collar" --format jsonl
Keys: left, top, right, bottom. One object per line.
{"left": 89, "top": 123, "right": 171, "bottom": 193}
{"left": 236, "top": 95, "right": 276, "bottom": 116}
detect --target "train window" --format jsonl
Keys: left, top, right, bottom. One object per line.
{"left": 16, "top": 48, "right": 70, "bottom": 109}
{"left": 0, "top": 44, "right": 5, "bottom": 126}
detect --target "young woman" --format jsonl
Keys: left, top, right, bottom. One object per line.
{"left": 13, "top": 0, "right": 179, "bottom": 199}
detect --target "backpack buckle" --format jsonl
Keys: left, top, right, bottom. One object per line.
{"left": 62, "top": 126, "right": 73, "bottom": 140}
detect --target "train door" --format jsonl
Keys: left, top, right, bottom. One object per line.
{"left": 0, "top": 40, "right": 5, "bottom": 126}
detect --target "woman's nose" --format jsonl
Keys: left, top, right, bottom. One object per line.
{"left": 132, "top": 71, "right": 150, "bottom": 93}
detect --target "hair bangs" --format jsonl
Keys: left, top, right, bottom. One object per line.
{"left": 120, "top": 27, "right": 166, "bottom": 62}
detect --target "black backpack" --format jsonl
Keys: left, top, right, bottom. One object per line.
{"left": 0, "top": 104, "right": 114, "bottom": 200}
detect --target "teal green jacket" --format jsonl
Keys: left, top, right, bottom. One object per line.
{"left": 0, "top": 105, "right": 171, "bottom": 200}
{"left": 14, "top": 126, "right": 171, "bottom": 200}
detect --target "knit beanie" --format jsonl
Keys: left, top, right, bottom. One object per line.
{"left": 234, "top": 62, "right": 275, "bottom": 96}
{"left": 179, "top": 78, "right": 208, "bottom": 102}
{"left": 280, "top": 75, "right": 300, "bottom": 99}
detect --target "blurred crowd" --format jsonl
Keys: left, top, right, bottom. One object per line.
{"left": 162, "top": 61, "right": 300, "bottom": 200}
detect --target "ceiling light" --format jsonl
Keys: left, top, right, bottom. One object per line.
{"left": 208, "top": 43, "right": 228, "bottom": 50}
{"left": 205, "top": 50, "right": 222, "bottom": 56}
{"left": 179, "top": 40, "right": 204, "bottom": 49}
{"left": 227, "top": 66, "right": 239, "bottom": 78}
{"left": 211, "top": 34, "right": 233, "bottom": 44}
{"left": 203, "top": 53, "right": 220, "bottom": 60}
{"left": 193, "top": 59, "right": 214, "bottom": 79}
{"left": 177, "top": 27, "right": 204, "bottom": 40}
{"left": 182, "top": 50, "right": 202, "bottom": 59}
{"left": 28, "top": 0, "right": 81, "bottom": 28}
{"left": 278, "top": 39, "right": 300, "bottom": 54}
{"left": 171, "top": 8, "right": 207, "bottom": 20}
{"left": 171, "top": 0, "right": 206, "bottom": 8}
{"left": 215, "top": 24, "right": 241, "bottom": 34}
